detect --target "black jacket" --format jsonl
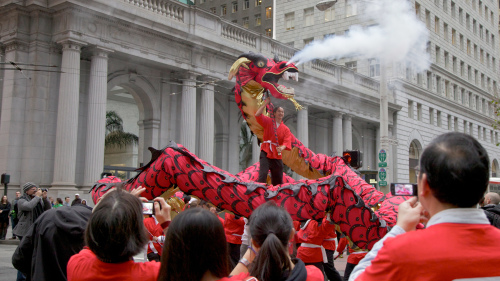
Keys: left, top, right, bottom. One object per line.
{"left": 12, "top": 205, "right": 92, "bottom": 281}
{"left": 481, "top": 204, "right": 500, "bottom": 229}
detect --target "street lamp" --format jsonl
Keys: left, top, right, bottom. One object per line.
{"left": 316, "top": 0, "right": 337, "bottom": 11}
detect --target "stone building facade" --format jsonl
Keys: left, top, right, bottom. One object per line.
{"left": 275, "top": 0, "right": 500, "bottom": 183}
{"left": 0, "top": 0, "right": 497, "bottom": 202}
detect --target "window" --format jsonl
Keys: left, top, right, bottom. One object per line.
{"left": 255, "top": 14, "right": 261, "bottom": 26}
{"left": 210, "top": 7, "right": 216, "bottom": 14}
{"left": 406, "top": 62, "right": 412, "bottom": 80}
{"left": 408, "top": 100, "right": 414, "bottom": 118}
{"left": 426, "top": 10, "right": 431, "bottom": 29}
{"left": 451, "top": 1, "right": 455, "bottom": 17}
{"left": 469, "top": 123, "right": 473, "bottom": 135}
{"left": 492, "top": 35, "right": 495, "bottom": 48}
{"left": 460, "top": 34, "right": 464, "bottom": 50}
{"left": 417, "top": 103, "right": 422, "bottom": 121}
{"left": 472, "top": 0, "right": 476, "bottom": 10}
{"left": 435, "top": 46, "right": 441, "bottom": 63}
{"left": 266, "top": 7, "right": 272, "bottom": 19}
{"left": 435, "top": 17, "right": 440, "bottom": 33}
{"left": 303, "top": 38, "right": 314, "bottom": 46}
{"left": 437, "top": 111, "right": 442, "bottom": 127}
{"left": 479, "top": 25, "right": 483, "bottom": 39}
{"left": 436, "top": 76, "right": 442, "bottom": 93}
{"left": 443, "top": 0, "right": 448, "bottom": 12}
{"left": 285, "top": 13, "right": 295, "bottom": 30}
{"left": 452, "top": 29, "right": 456, "bottom": 45}
{"left": 444, "top": 51, "right": 449, "bottom": 68}
{"left": 427, "top": 71, "right": 432, "bottom": 90}
{"left": 486, "top": 30, "right": 489, "bottom": 43}
{"left": 243, "top": 0, "right": 249, "bottom": 10}
{"left": 255, "top": 0, "right": 262, "bottom": 7}
{"left": 474, "top": 44, "right": 478, "bottom": 59}
{"left": 466, "top": 14, "right": 470, "bottom": 29}
{"left": 454, "top": 117, "right": 459, "bottom": 132}
{"left": 461, "top": 89, "right": 465, "bottom": 104}
{"left": 304, "top": 8, "right": 314, "bottom": 26}
{"left": 444, "top": 23, "right": 449, "bottom": 40}
{"left": 429, "top": 108, "right": 435, "bottom": 125}
{"left": 475, "top": 70, "right": 479, "bottom": 85}
{"left": 445, "top": 80, "right": 450, "bottom": 97}
{"left": 453, "top": 85, "right": 458, "bottom": 101}
{"left": 232, "top": 1, "right": 237, "bottom": 13}
{"left": 434, "top": 0, "right": 439, "bottom": 6}
{"left": 448, "top": 115, "right": 452, "bottom": 130}
{"left": 473, "top": 19, "right": 477, "bottom": 34}
{"left": 480, "top": 49, "right": 484, "bottom": 63}
{"left": 415, "top": 2, "right": 421, "bottom": 17}
{"left": 464, "top": 120, "right": 467, "bottom": 133}
{"left": 345, "top": 61, "right": 357, "bottom": 72}
{"left": 265, "top": 28, "right": 272, "bottom": 37}
{"left": 243, "top": 17, "right": 249, "bottom": 28}
{"left": 324, "top": 7, "right": 335, "bottom": 21}
{"left": 468, "top": 65, "right": 472, "bottom": 80}
{"left": 369, "top": 59, "right": 380, "bottom": 77}
{"left": 221, "top": 4, "right": 226, "bottom": 16}
{"left": 467, "top": 39, "right": 471, "bottom": 55}
{"left": 479, "top": 0, "right": 482, "bottom": 15}
{"left": 459, "top": 8, "right": 463, "bottom": 24}
{"left": 460, "top": 61, "right": 465, "bottom": 76}
{"left": 452, "top": 56, "right": 457, "bottom": 73}
{"left": 346, "top": 0, "right": 358, "bottom": 17}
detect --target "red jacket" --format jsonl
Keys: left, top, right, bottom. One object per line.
{"left": 224, "top": 213, "right": 244, "bottom": 244}
{"left": 255, "top": 115, "right": 292, "bottom": 159}
{"left": 67, "top": 249, "right": 160, "bottom": 281}
{"left": 143, "top": 217, "right": 164, "bottom": 256}
{"left": 322, "top": 227, "right": 337, "bottom": 251}
{"left": 297, "top": 218, "right": 335, "bottom": 263}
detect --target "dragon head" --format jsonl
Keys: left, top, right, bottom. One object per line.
{"left": 229, "top": 52, "right": 299, "bottom": 100}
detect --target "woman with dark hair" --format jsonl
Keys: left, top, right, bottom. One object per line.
{"left": 67, "top": 188, "right": 171, "bottom": 281}
{"left": 234, "top": 201, "right": 324, "bottom": 281}
{"left": 0, "top": 195, "right": 11, "bottom": 240}
{"left": 158, "top": 208, "right": 255, "bottom": 281}
{"left": 53, "top": 198, "right": 64, "bottom": 208}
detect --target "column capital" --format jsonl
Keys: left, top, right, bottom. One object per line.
{"left": 57, "top": 39, "right": 87, "bottom": 51}
{"left": 333, "top": 111, "right": 344, "bottom": 119}
{"left": 2, "top": 39, "right": 29, "bottom": 52}
{"left": 180, "top": 71, "right": 202, "bottom": 81}
{"left": 343, "top": 114, "right": 352, "bottom": 121}
{"left": 89, "top": 45, "right": 114, "bottom": 58}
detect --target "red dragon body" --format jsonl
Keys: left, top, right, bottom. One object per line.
{"left": 91, "top": 53, "right": 408, "bottom": 251}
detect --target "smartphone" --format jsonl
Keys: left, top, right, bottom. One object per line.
{"left": 390, "top": 183, "right": 418, "bottom": 196}
{"left": 142, "top": 201, "right": 154, "bottom": 215}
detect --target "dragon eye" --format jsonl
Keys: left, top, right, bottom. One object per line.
{"left": 257, "top": 61, "right": 265, "bottom": 67}
{"left": 278, "top": 62, "right": 286, "bottom": 69}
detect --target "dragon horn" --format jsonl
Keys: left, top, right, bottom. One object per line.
{"left": 228, "top": 58, "right": 251, "bottom": 80}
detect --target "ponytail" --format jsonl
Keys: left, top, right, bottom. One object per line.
{"left": 248, "top": 202, "right": 294, "bottom": 281}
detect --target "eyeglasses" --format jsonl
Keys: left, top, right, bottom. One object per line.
{"left": 415, "top": 167, "right": 421, "bottom": 178}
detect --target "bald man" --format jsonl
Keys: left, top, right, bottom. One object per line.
{"left": 481, "top": 192, "right": 500, "bottom": 228}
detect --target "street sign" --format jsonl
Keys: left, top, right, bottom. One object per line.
{"left": 378, "top": 162, "right": 387, "bottom": 167}
{"left": 379, "top": 168, "right": 386, "bottom": 181}
{"left": 378, "top": 149, "right": 386, "bottom": 162}
{"left": 379, "top": 181, "right": 388, "bottom": 186}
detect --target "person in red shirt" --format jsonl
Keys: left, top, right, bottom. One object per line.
{"left": 350, "top": 132, "right": 500, "bottom": 281}
{"left": 322, "top": 228, "right": 342, "bottom": 281}
{"left": 144, "top": 215, "right": 165, "bottom": 262}
{"left": 234, "top": 201, "right": 323, "bottom": 281}
{"left": 255, "top": 96, "right": 292, "bottom": 185}
{"left": 157, "top": 208, "right": 255, "bottom": 281}
{"left": 224, "top": 213, "right": 245, "bottom": 267}
{"left": 296, "top": 216, "right": 336, "bottom": 277}
{"left": 67, "top": 188, "right": 172, "bottom": 281}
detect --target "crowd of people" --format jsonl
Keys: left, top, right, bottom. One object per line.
{"left": 4, "top": 132, "right": 500, "bottom": 281}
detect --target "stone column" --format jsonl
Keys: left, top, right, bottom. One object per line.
{"left": 297, "top": 105, "right": 309, "bottom": 147}
{"left": 180, "top": 72, "right": 197, "bottom": 153}
{"left": 142, "top": 119, "right": 161, "bottom": 162}
{"left": 52, "top": 41, "right": 84, "bottom": 188}
{"left": 227, "top": 98, "right": 240, "bottom": 174}
{"left": 83, "top": 47, "right": 111, "bottom": 187}
{"left": 159, "top": 77, "right": 172, "bottom": 146}
{"left": 332, "top": 112, "right": 343, "bottom": 156}
{"left": 252, "top": 136, "right": 260, "bottom": 164}
{"left": 199, "top": 77, "right": 215, "bottom": 163}
{"left": 0, "top": 41, "right": 29, "bottom": 187}
{"left": 343, "top": 114, "right": 353, "bottom": 150}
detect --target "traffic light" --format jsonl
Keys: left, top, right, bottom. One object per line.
{"left": 342, "top": 150, "right": 363, "bottom": 169}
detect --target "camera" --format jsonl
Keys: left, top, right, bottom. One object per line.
{"left": 390, "top": 183, "right": 418, "bottom": 196}
{"left": 142, "top": 201, "right": 154, "bottom": 215}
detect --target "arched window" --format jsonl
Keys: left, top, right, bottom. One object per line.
{"left": 492, "top": 160, "right": 498, "bottom": 177}
{"left": 409, "top": 141, "right": 421, "bottom": 183}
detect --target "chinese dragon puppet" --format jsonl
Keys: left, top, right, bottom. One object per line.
{"left": 91, "top": 53, "right": 408, "bottom": 251}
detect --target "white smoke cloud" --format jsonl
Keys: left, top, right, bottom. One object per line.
{"left": 289, "top": 0, "right": 430, "bottom": 73}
